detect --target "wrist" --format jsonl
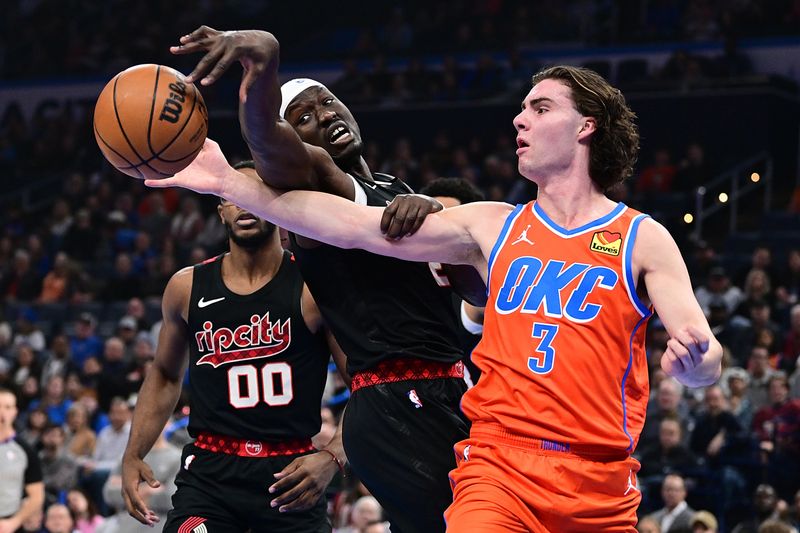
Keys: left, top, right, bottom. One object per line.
{"left": 319, "top": 448, "right": 345, "bottom": 476}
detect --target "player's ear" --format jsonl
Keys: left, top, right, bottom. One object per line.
{"left": 217, "top": 203, "right": 225, "bottom": 222}
{"left": 577, "top": 117, "right": 597, "bottom": 140}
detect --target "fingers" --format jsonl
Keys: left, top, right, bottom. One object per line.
{"left": 271, "top": 479, "right": 316, "bottom": 512}
{"left": 170, "top": 26, "right": 219, "bottom": 56}
{"left": 123, "top": 485, "right": 155, "bottom": 526}
{"left": 686, "top": 324, "right": 710, "bottom": 352}
{"left": 662, "top": 340, "right": 689, "bottom": 374}
{"left": 185, "top": 46, "right": 226, "bottom": 85}
{"left": 240, "top": 62, "right": 267, "bottom": 103}
{"left": 381, "top": 201, "right": 398, "bottom": 234}
{"left": 384, "top": 201, "right": 413, "bottom": 239}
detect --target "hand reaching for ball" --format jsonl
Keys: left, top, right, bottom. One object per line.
{"left": 145, "top": 138, "right": 234, "bottom": 195}
{"left": 170, "top": 26, "right": 278, "bottom": 102}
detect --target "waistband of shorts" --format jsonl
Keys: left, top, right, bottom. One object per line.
{"left": 351, "top": 358, "right": 464, "bottom": 392}
{"left": 194, "top": 432, "right": 314, "bottom": 457}
{"left": 471, "top": 423, "right": 629, "bottom": 461}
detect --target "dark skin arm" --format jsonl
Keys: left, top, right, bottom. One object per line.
{"left": 121, "top": 268, "right": 192, "bottom": 526}
{"left": 266, "top": 287, "right": 349, "bottom": 512}
{"left": 171, "top": 28, "right": 441, "bottom": 238}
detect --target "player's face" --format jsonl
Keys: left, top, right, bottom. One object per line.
{"left": 219, "top": 169, "right": 277, "bottom": 248}
{"left": 285, "top": 87, "right": 363, "bottom": 163}
{"left": 512, "top": 79, "right": 594, "bottom": 183}
{"left": 0, "top": 391, "right": 18, "bottom": 430}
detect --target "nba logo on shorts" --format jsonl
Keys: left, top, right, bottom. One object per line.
{"left": 407, "top": 389, "right": 423, "bottom": 409}
{"left": 245, "top": 441, "right": 263, "bottom": 455}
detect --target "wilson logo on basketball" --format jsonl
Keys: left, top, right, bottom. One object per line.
{"left": 589, "top": 231, "right": 623, "bottom": 256}
{"left": 159, "top": 81, "right": 187, "bottom": 123}
{"left": 194, "top": 313, "right": 291, "bottom": 367}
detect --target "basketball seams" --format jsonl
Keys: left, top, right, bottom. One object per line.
{"left": 112, "top": 73, "right": 148, "bottom": 167}
{"left": 149, "top": 77, "right": 200, "bottom": 162}
{"left": 93, "top": 121, "right": 144, "bottom": 179}
{"left": 146, "top": 65, "right": 162, "bottom": 159}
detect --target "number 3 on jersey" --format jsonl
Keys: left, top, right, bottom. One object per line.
{"left": 529, "top": 323, "right": 558, "bottom": 375}
{"left": 227, "top": 362, "right": 293, "bottom": 409}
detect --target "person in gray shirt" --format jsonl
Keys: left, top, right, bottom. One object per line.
{"left": 0, "top": 386, "right": 44, "bottom": 533}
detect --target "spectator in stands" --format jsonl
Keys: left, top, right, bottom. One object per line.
{"left": 752, "top": 373, "right": 800, "bottom": 500}
{"left": 673, "top": 142, "right": 711, "bottom": 193}
{"left": 11, "top": 343, "right": 42, "bottom": 388}
{"left": 724, "top": 367, "right": 756, "bottom": 429}
{"left": 66, "top": 488, "right": 104, "bottom": 533}
{"left": 61, "top": 209, "right": 99, "bottom": 263}
{"left": 65, "top": 402, "right": 96, "bottom": 460}
{"left": 69, "top": 313, "right": 102, "bottom": 369}
{"left": 636, "top": 148, "right": 677, "bottom": 195}
{"left": 79, "top": 397, "right": 131, "bottom": 516}
{"left": 38, "top": 252, "right": 73, "bottom": 303}
{"left": 1, "top": 250, "right": 43, "bottom": 302}
{"left": 339, "top": 496, "right": 384, "bottom": 533}
{"left": 736, "top": 270, "right": 776, "bottom": 319}
{"left": 748, "top": 346, "right": 778, "bottom": 411}
{"left": 638, "top": 516, "right": 663, "bottom": 533}
{"left": 732, "top": 301, "right": 782, "bottom": 366}
{"left": 690, "top": 385, "right": 747, "bottom": 461}
{"left": 40, "top": 334, "right": 78, "bottom": 388}
{"left": 12, "top": 309, "right": 46, "bottom": 352}
{"left": 0, "top": 386, "right": 45, "bottom": 533}
{"left": 737, "top": 247, "right": 778, "bottom": 289}
{"left": 169, "top": 196, "right": 204, "bottom": 245}
{"left": 696, "top": 266, "right": 743, "bottom": 317}
{"left": 129, "top": 233, "right": 156, "bottom": 277}
{"left": 779, "top": 305, "right": 800, "bottom": 375}
{"left": 732, "top": 484, "right": 782, "bottom": 533}
{"left": 101, "top": 253, "right": 140, "bottom": 302}
{"left": 28, "top": 375, "right": 72, "bottom": 426}
{"left": 641, "top": 378, "right": 694, "bottom": 450}
{"left": 115, "top": 316, "right": 138, "bottom": 360}
{"left": 647, "top": 474, "right": 696, "bottom": 533}
{"left": 19, "top": 404, "right": 47, "bottom": 449}
{"left": 43, "top": 502, "right": 76, "bottom": 533}
{"left": 39, "top": 423, "right": 78, "bottom": 506}
{"left": 690, "top": 510, "right": 719, "bottom": 533}
{"left": 776, "top": 251, "right": 800, "bottom": 312}
{"left": 639, "top": 417, "right": 698, "bottom": 478}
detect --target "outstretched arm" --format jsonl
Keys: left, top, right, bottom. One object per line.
{"left": 636, "top": 220, "right": 722, "bottom": 387}
{"left": 172, "top": 27, "right": 350, "bottom": 196}
{"left": 121, "top": 268, "right": 191, "bottom": 526}
{"left": 148, "top": 140, "right": 497, "bottom": 267}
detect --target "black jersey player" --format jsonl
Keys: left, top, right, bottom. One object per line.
{"left": 168, "top": 28, "right": 471, "bottom": 533}
{"left": 121, "top": 162, "right": 347, "bottom": 533}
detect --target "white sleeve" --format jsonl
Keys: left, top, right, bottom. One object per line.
{"left": 348, "top": 174, "right": 368, "bottom": 206}
{"left": 460, "top": 301, "right": 484, "bottom": 335}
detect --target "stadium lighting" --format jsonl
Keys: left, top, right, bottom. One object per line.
{"left": 683, "top": 213, "right": 694, "bottom": 224}
{"left": 750, "top": 172, "right": 760, "bottom": 182}
{"left": 718, "top": 192, "right": 728, "bottom": 203}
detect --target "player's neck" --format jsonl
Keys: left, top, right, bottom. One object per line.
{"left": 534, "top": 174, "right": 616, "bottom": 230}
{"left": 340, "top": 157, "right": 372, "bottom": 182}
{"left": 224, "top": 238, "right": 284, "bottom": 289}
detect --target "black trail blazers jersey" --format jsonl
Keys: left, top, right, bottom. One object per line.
{"left": 290, "top": 172, "right": 463, "bottom": 374}
{"left": 186, "top": 251, "right": 329, "bottom": 441}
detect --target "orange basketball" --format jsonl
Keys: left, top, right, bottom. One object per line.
{"left": 93, "top": 64, "right": 208, "bottom": 180}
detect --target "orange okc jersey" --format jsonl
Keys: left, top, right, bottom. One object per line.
{"left": 465, "top": 201, "right": 652, "bottom": 454}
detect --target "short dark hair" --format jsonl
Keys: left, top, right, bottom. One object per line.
{"left": 530, "top": 66, "right": 639, "bottom": 191}
{"left": 420, "top": 177, "right": 485, "bottom": 205}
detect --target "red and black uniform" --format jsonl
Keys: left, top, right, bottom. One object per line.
{"left": 290, "top": 173, "right": 470, "bottom": 533}
{"left": 163, "top": 251, "right": 331, "bottom": 533}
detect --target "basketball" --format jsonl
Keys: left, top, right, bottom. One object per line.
{"left": 93, "top": 63, "right": 208, "bottom": 180}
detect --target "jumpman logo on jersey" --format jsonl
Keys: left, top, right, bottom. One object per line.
{"left": 511, "top": 225, "right": 534, "bottom": 246}
{"left": 623, "top": 470, "right": 639, "bottom": 495}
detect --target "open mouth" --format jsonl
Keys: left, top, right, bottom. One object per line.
{"left": 236, "top": 213, "right": 258, "bottom": 228}
{"left": 328, "top": 121, "right": 352, "bottom": 146}
{"left": 516, "top": 137, "right": 529, "bottom": 149}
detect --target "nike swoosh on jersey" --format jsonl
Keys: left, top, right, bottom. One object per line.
{"left": 198, "top": 296, "right": 226, "bottom": 308}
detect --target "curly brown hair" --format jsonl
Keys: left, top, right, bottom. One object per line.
{"left": 531, "top": 66, "right": 639, "bottom": 191}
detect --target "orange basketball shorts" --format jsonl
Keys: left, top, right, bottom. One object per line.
{"left": 445, "top": 424, "right": 641, "bottom": 532}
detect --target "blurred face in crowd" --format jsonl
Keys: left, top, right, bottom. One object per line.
{"left": 0, "top": 391, "right": 18, "bottom": 432}
{"left": 637, "top": 517, "right": 661, "bottom": 533}
{"left": 45, "top": 375, "right": 65, "bottom": 401}
{"left": 41, "top": 426, "right": 65, "bottom": 452}
{"left": 659, "top": 419, "right": 682, "bottom": 450}
{"left": 109, "top": 401, "right": 131, "bottom": 430}
{"left": 704, "top": 386, "right": 726, "bottom": 416}
{"left": 754, "top": 484, "right": 777, "bottom": 514}
{"left": 351, "top": 496, "right": 382, "bottom": 529}
{"left": 67, "top": 489, "right": 89, "bottom": 515}
{"left": 104, "top": 337, "right": 125, "bottom": 362}
{"left": 44, "top": 504, "right": 74, "bottom": 533}
{"left": 67, "top": 404, "right": 88, "bottom": 431}
{"left": 657, "top": 380, "right": 681, "bottom": 411}
{"left": 51, "top": 334, "right": 70, "bottom": 358}
{"left": 662, "top": 475, "right": 687, "bottom": 509}
{"left": 749, "top": 347, "right": 770, "bottom": 375}
{"left": 767, "top": 377, "right": 789, "bottom": 405}
{"left": 728, "top": 375, "right": 747, "bottom": 396}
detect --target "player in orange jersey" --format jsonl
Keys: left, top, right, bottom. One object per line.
{"left": 149, "top": 65, "right": 722, "bottom": 531}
